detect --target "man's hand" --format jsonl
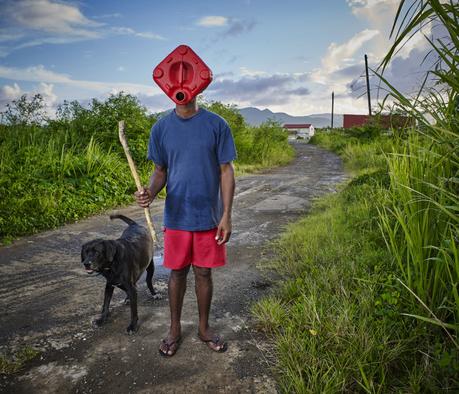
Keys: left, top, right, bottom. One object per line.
{"left": 135, "top": 187, "right": 153, "bottom": 208}
{"left": 216, "top": 214, "right": 232, "bottom": 245}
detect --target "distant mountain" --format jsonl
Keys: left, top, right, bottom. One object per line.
{"left": 237, "top": 107, "right": 343, "bottom": 128}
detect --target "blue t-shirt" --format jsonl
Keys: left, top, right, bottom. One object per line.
{"left": 147, "top": 108, "right": 237, "bottom": 231}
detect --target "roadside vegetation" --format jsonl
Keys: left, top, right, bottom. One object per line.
{"left": 0, "top": 347, "right": 40, "bottom": 375}
{"left": 253, "top": 1, "right": 459, "bottom": 392}
{"left": 0, "top": 95, "right": 293, "bottom": 242}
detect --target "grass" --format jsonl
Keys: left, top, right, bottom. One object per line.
{"left": 0, "top": 347, "right": 40, "bottom": 375}
{"left": 253, "top": 131, "right": 459, "bottom": 393}
{"left": 253, "top": 129, "right": 459, "bottom": 392}
{"left": 310, "top": 127, "right": 391, "bottom": 174}
{"left": 376, "top": 0, "right": 459, "bottom": 332}
{"left": 0, "top": 125, "right": 137, "bottom": 238}
{"left": 252, "top": 157, "right": 413, "bottom": 392}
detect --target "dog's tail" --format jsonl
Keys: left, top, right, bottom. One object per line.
{"left": 109, "top": 214, "right": 137, "bottom": 226}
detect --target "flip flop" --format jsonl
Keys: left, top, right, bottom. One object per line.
{"left": 159, "top": 336, "right": 181, "bottom": 357}
{"left": 198, "top": 333, "right": 228, "bottom": 353}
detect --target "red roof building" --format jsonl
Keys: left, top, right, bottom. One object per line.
{"left": 283, "top": 123, "right": 312, "bottom": 129}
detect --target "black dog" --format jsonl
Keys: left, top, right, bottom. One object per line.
{"left": 81, "top": 214, "right": 155, "bottom": 334}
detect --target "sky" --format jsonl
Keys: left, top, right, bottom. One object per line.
{"left": 0, "top": 0, "right": 434, "bottom": 116}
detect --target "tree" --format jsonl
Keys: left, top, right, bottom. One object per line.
{"left": 0, "top": 94, "right": 48, "bottom": 125}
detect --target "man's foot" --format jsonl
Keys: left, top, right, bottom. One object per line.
{"left": 198, "top": 331, "right": 228, "bottom": 353}
{"left": 159, "top": 335, "right": 181, "bottom": 357}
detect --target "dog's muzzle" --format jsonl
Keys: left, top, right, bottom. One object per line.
{"left": 82, "top": 259, "right": 95, "bottom": 275}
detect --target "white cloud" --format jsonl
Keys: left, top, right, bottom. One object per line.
{"left": 322, "top": 29, "right": 380, "bottom": 73}
{"left": 239, "top": 67, "right": 269, "bottom": 77}
{"left": 0, "top": 1, "right": 165, "bottom": 57}
{"left": 117, "top": 66, "right": 125, "bottom": 72}
{"left": 310, "top": 29, "right": 379, "bottom": 92}
{"left": 36, "top": 82, "right": 58, "bottom": 108}
{"left": 0, "top": 82, "right": 58, "bottom": 115}
{"left": 0, "top": 65, "right": 72, "bottom": 84}
{"left": 0, "top": 66, "right": 371, "bottom": 117}
{"left": 3, "top": 0, "right": 102, "bottom": 38}
{"left": 346, "top": 0, "right": 425, "bottom": 61}
{"left": 204, "top": 69, "right": 313, "bottom": 111}
{"left": 393, "top": 24, "right": 432, "bottom": 60}
{"left": 111, "top": 27, "right": 165, "bottom": 40}
{"left": 0, "top": 64, "right": 161, "bottom": 100}
{"left": 15, "top": 36, "right": 97, "bottom": 51}
{"left": 134, "top": 31, "right": 165, "bottom": 40}
{"left": 197, "top": 16, "right": 228, "bottom": 27}
{"left": 296, "top": 0, "right": 440, "bottom": 115}
{"left": 0, "top": 67, "right": 173, "bottom": 114}
{"left": 345, "top": 0, "right": 441, "bottom": 99}
{"left": 0, "top": 30, "right": 25, "bottom": 42}
{"left": 0, "top": 83, "right": 23, "bottom": 102}
{"left": 93, "top": 13, "right": 123, "bottom": 20}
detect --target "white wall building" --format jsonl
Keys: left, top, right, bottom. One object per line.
{"left": 282, "top": 123, "right": 315, "bottom": 139}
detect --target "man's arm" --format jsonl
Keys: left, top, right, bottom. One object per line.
{"left": 216, "top": 162, "right": 235, "bottom": 245}
{"left": 135, "top": 164, "right": 167, "bottom": 208}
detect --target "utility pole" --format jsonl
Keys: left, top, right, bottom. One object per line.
{"left": 331, "top": 91, "right": 334, "bottom": 129}
{"left": 364, "top": 54, "right": 372, "bottom": 116}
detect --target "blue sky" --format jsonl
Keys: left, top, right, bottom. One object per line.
{"left": 0, "top": 0, "right": 431, "bottom": 115}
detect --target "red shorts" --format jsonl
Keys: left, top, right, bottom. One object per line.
{"left": 163, "top": 227, "right": 226, "bottom": 270}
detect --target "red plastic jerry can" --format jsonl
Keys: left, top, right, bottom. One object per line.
{"left": 152, "top": 45, "right": 213, "bottom": 105}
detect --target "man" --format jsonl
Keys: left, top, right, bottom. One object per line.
{"left": 135, "top": 97, "right": 236, "bottom": 357}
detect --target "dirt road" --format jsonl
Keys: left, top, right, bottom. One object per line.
{"left": 0, "top": 142, "right": 345, "bottom": 393}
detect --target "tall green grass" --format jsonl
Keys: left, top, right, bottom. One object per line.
{"left": 253, "top": 165, "right": 421, "bottom": 392}
{"left": 310, "top": 126, "right": 391, "bottom": 173}
{"left": 0, "top": 124, "right": 135, "bottom": 237}
{"left": 377, "top": 0, "right": 459, "bottom": 333}
{"left": 379, "top": 134, "right": 458, "bottom": 326}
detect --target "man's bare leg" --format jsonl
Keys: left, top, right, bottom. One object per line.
{"left": 193, "top": 266, "right": 226, "bottom": 351}
{"left": 159, "top": 266, "right": 190, "bottom": 356}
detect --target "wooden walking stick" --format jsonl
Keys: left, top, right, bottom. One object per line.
{"left": 118, "top": 120, "right": 157, "bottom": 242}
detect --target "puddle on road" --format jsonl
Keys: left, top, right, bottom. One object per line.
{"left": 152, "top": 252, "right": 169, "bottom": 278}
{"left": 153, "top": 252, "right": 164, "bottom": 267}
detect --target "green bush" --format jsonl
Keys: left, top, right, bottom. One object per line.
{"left": 204, "top": 102, "right": 294, "bottom": 170}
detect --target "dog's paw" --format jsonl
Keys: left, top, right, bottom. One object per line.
{"left": 151, "top": 293, "right": 162, "bottom": 300}
{"left": 123, "top": 297, "right": 130, "bottom": 305}
{"left": 126, "top": 322, "right": 139, "bottom": 335}
{"left": 92, "top": 317, "right": 106, "bottom": 328}
{"left": 147, "top": 288, "right": 162, "bottom": 300}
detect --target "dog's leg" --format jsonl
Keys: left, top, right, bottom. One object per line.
{"left": 93, "top": 284, "right": 114, "bottom": 327}
{"left": 146, "top": 260, "right": 156, "bottom": 297}
{"left": 117, "top": 284, "right": 130, "bottom": 304}
{"left": 126, "top": 285, "right": 138, "bottom": 334}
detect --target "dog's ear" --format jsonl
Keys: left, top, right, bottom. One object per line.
{"left": 81, "top": 242, "right": 89, "bottom": 262}
{"left": 103, "top": 240, "right": 117, "bottom": 262}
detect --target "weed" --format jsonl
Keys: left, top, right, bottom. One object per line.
{"left": 0, "top": 347, "right": 40, "bottom": 375}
